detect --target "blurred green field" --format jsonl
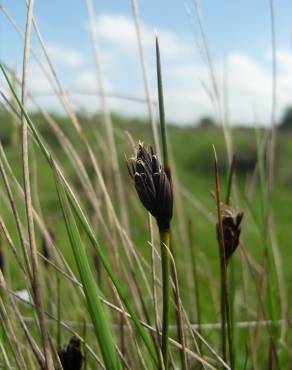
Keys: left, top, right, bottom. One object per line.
{"left": 1, "top": 108, "right": 292, "bottom": 367}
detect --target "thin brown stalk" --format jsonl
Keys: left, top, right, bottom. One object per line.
{"left": 2, "top": 284, "right": 104, "bottom": 368}
{"left": 188, "top": 219, "right": 202, "bottom": 354}
{"left": 193, "top": 0, "right": 233, "bottom": 163}
{"left": 86, "top": 0, "right": 130, "bottom": 233}
{"left": 131, "top": 0, "right": 160, "bottom": 155}
{"left": 267, "top": 0, "right": 287, "bottom": 346}
{"left": 0, "top": 297, "right": 27, "bottom": 370}
{"left": 0, "top": 272, "right": 46, "bottom": 369}
{"left": 168, "top": 245, "right": 188, "bottom": 370}
{"left": 21, "top": 1, "right": 53, "bottom": 368}
{"left": 0, "top": 216, "right": 26, "bottom": 276}
{"left": 0, "top": 144, "right": 32, "bottom": 279}
{"left": 267, "top": 0, "right": 277, "bottom": 199}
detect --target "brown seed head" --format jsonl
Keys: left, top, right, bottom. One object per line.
{"left": 217, "top": 203, "right": 243, "bottom": 262}
{"left": 58, "top": 336, "right": 83, "bottom": 370}
{"left": 126, "top": 142, "right": 173, "bottom": 231}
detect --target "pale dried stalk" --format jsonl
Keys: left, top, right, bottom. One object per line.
{"left": 0, "top": 151, "right": 32, "bottom": 278}
{"left": 25, "top": 6, "right": 150, "bottom": 297}
{"left": 1, "top": 14, "right": 205, "bottom": 314}
{"left": 20, "top": 1, "right": 53, "bottom": 368}
{"left": 267, "top": 0, "right": 277, "bottom": 197}
{"left": 86, "top": 0, "right": 130, "bottom": 233}
{"left": 267, "top": 0, "right": 287, "bottom": 344}
{"left": 193, "top": 0, "right": 233, "bottom": 163}
{"left": 168, "top": 247, "right": 188, "bottom": 370}
{"left": 0, "top": 272, "right": 46, "bottom": 369}
{"left": 1, "top": 282, "right": 104, "bottom": 367}
{"left": 0, "top": 296, "right": 27, "bottom": 369}
{"left": 131, "top": 0, "right": 160, "bottom": 156}
{"left": 0, "top": 216, "right": 26, "bottom": 276}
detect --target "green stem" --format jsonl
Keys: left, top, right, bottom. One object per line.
{"left": 230, "top": 259, "right": 236, "bottom": 367}
{"left": 155, "top": 37, "right": 169, "bottom": 168}
{"left": 219, "top": 256, "right": 227, "bottom": 366}
{"left": 214, "top": 148, "right": 234, "bottom": 368}
{"left": 160, "top": 230, "right": 171, "bottom": 369}
{"left": 57, "top": 277, "right": 61, "bottom": 352}
{"left": 224, "top": 268, "right": 234, "bottom": 369}
{"left": 188, "top": 220, "right": 202, "bottom": 355}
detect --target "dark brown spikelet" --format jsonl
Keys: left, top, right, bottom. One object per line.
{"left": 42, "top": 228, "right": 55, "bottom": 267}
{"left": 126, "top": 142, "right": 173, "bottom": 231}
{"left": 216, "top": 204, "right": 243, "bottom": 262}
{"left": 58, "top": 336, "right": 83, "bottom": 370}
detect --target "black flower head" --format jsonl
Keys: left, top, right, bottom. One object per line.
{"left": 126, "top": 142, "right": 173, "bottom": 231}
{"left": 217, "top": 204, "right": 243, "bottom": 262}
{"left": 58, "top": 336, "right": 83, "bottom": 370}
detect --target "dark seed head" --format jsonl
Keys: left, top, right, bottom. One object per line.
{"left": 58, "top": 336, "right": 83, "bottom": 370}
{"left": 216, "top": 204, "right": 243, "bottom": 263}
{"left": 126, "top": 142, "right": 173, "bottom": 231}
{"left": 41, "top": 228, "right": 55, "bottom": 268}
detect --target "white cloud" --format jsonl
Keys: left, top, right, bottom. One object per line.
{"left": 92, "top": 13, "right": 193, "bottom": 60}
{"left": 3, "top": 14, "right": 292, "bottom": 127}
{"left": 46, "top": 43, "right": 83, "bottom": 67}
{"left": 79, "top": 13, "right": 292, "bottom": 125}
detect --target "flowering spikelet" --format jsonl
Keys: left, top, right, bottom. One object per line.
{"left": 58, "top": 336, "right": 83, "bottom": 370}
{"left": 217, "top": 203, "right": 243, "bottom": 262}
{"left": 126, "top": 142, "right": 173, "bottom": 231}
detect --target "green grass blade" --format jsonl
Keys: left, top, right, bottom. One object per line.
{"left": 53, "top": 164, "right": 122, "bottom": 370}
{"left": 155, "top": 37, "right": 169, "bottom": 168}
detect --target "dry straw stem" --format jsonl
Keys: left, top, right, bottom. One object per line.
{"left": 28, "top": 10, "right": 155, "bottom": 305}
{"left": 0, "top": 66, "right": 115, "bottom": 249}
{"left": 0, "top": 217, "right": 26, "bottom": 275}
{"left": 0, "top": 139, "right": 82, "bottom": 294}
{"left": 86, "top": 0, "right": 130, "bottom": 233}
{"left": 267, "top": 0, "right": 277, "bottom": 200}
{"left": 20, "top": 1, "right": 53, "bottom": 368}
{"left": 0, "top": 296, "right": 27, "bottom": 369}
{"left": 7, "top": 1, "right": 129, "bottom": 248}
{"left": 131, "top": 0, "right": 161, "bottom": 156}
{"left": 188, "top": 219, "right": 202, "bottom": 352}
{"left": 0, "top": 148, "right": 32, "bottom": 279}
{"left": 267, "top": 0, "right": 287, "bottom": 345}
{"left": 1, "top": 64, "right": 160, "bottom": 367}
{"left": 0, "top": 272, "right": 46, "bottom": 369}
{"left": 2, "top": 285, "right": 104, "bottom": 368}
{"left": 0, "top": 5, "right": 209, "bottom": 291}
{"left": 53, "top": 165, "right": 122, "bottom": 370}
{"left": 193, "top": 0, "right": 233, "bottom": 164}
{"left": 167, "top": 244, "right": 188, "bottom": 370}
{"left": 2, "top": 70, "right": 147, "bottom": 316}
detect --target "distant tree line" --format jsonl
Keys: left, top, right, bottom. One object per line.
{"left": 197, "top": 106, "right": 292, "bottom": 129}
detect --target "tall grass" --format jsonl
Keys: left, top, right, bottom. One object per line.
{"left": 0, "top": 1, "right": 290, "bottom": 369}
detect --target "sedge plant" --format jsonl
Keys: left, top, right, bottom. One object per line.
{"left": 126, "top": 37, "right": 173, "bottom": 369}
{"left": 214, "top": 148, "right": 243, "bottom": 369}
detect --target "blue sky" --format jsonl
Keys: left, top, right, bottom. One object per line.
{"left": 1, "top": 0, "right": 292, "bottom": 125}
